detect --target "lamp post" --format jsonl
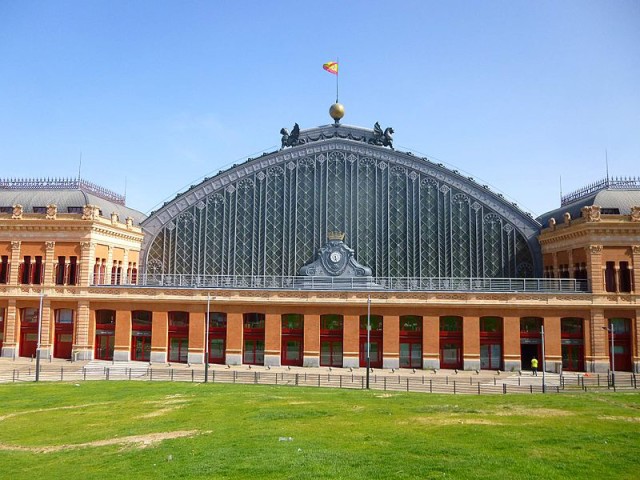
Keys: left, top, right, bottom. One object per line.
{"left": 205, "top": 293, "right": 210, "bottom": 383}
{"left": 35, "top": 292, "right": 45, "bottom": 382}
{"left": 602, "top": 324, "right": 615, "bottom": 388}
{"left": 540, "top": 325, "right": 546, "bottom": 393}
{"left": 366, "top": 295, "right": 371, "bottom": 390}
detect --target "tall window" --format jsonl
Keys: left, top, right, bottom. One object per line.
{"left": 400, "top": 315, "right": 422, "bottom": 369}
{"left": 243, "top": 313, "right": 265, "bottom": 365}
{"left": 169, "top": 311, "right": 189, "bottom": 363}
{"left": 359, "top": 315, "right": 383, "bottom": 368}
{"left": 440, "top": 316, "right": 462, "bottom": 369}
{"left": 208, "top": 312, "right": 227, "bottom": 364}
{"left": 0, "top": 256, "right": 9, "bottom": 284}
{"left": 320, "top": 314, "right": 343, "bottom": 367}
{"left": 282, "top": 314, "right": 304, "bottom": 366}
{"left": 561, "top": 318, "right": 583, "bottom": 371}
{"left": 604, "top": 261, "right": 616, "bottom": 292}
{"left": 480, "top": 317, "right": 502, "bottom": 370}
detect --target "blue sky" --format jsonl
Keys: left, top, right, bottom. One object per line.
{"left": 1, "top": 1, "right": 638, "bottom": 218}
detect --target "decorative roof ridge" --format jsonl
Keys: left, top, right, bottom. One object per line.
{"left": 561, "top": 176, "right": 640, "bottom": 206}
{"left": 0, "top": 177, "right": 126, "bottom": 206}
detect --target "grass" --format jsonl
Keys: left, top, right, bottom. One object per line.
{"left": 0, "top": 382, "right": 639, "bottom": 479}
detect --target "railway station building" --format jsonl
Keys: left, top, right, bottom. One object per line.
{"left": 1, "top": 110, "right": 639, "bottom": 373}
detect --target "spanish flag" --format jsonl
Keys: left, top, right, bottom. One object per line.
{"left": 323, "top": 61, "right": 338, "bottom": 75}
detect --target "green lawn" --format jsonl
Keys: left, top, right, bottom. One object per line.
{"left": 0, "top": 382, "right": 638, "bottom": 479}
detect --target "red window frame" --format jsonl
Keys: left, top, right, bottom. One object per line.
{"left": 281, "top": 314, "right": 303, "bottom": 366}
{"left": 243, "top": 313, "right": 265, "bottom": 365}
{"left": 20, "top": 307, "right": 39, "bottom": 358}
{"left": 480, "top": 317, "right": 503, "bottom": 370}
{"left": 208, "top": 312, "right": 227, "bottom": 364}
{"left": 131, "top": 310, "right": 152, "bottom": 362}
{"left": 359, "top": 315, "right": 383, "bottom": 368}
{"left": 168, "top": 311, "right": 189, "bottom": 363}
{"left": 440, "top": 316, "right": 462, "bottom": 369}
{"left": 54, "top": 309, "right": 74, "bottom": 359}
{"left": 95, "top": 309, "right": 116, "bottom": 360}
{"left": 320, "top": 315, "right": 343, "bottom": 367}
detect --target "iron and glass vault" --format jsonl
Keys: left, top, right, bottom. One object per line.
{"left": 141, "top": 123, "right": 541, "bottom": 283}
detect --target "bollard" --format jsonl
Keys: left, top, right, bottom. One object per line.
{"left": 106, "top": 368, "right": 110, "bottom": 381}
{"left": 61, "top": 367, "right": 64, "bottom": 381}
{"left": 340, "top": 376, "right": 342, "bottom": 388}
{"left": 453, "top": 381, "right": 456, "bottom": 394}
{"left": 295, "top": 373, "right": 299, "bottom": 386}
{"left": 429, "top": 379, "right": 432, "bottom": 393}
{"left": 477, "top": 383, "right": 481, "bottom": 395}
{"left": 503, "top": 383, "right": 507, "bottom": 394}
{"left": 129, "top": 368, "right": 132, "bottom": 381}
{"left": 191, "top": 370, "right": 194, "bottom": 383}
{"left": 406, "top": 378, "right": 409, "bottom": 392}
{"left": 384, "top": 377, "right": 387, "bottom": 391}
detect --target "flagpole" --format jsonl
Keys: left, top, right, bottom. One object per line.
{"left": 336, "top": 57, "right": 339, "bottom": 103}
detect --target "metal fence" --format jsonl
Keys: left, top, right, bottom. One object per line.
{"left": 1, "top": 366, "right": 636, "bottom": 395}
{"left": 101, "top": 275, "right": 589, "bottom": 293}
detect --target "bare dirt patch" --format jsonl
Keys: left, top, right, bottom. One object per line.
{"left": 411, "top": 417, "right": 503, "bottom": 426}
{"left": 0, "top": 402, "right": 114, "bottom": 422}
{"left": 490, "top": 406, "right": 573, "bottom": 417}
{"left": 597, "top": 415, "right": 640, "bottom": 423}
{"left": 0, "top": 430, "right": 205, "bottom": 453}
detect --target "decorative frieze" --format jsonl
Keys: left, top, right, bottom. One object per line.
{"left": 631, "top": 206, "right": 640, "bottom": 222}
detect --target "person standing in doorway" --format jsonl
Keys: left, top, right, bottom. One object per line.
{"left": 531, "top": 356, "right": 539, "bottom": 376}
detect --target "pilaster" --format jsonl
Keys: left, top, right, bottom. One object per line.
{"left": 382, "top": 315, "right": 399, "bottom": 369}
{"left": 79, "top": 241, "right": 95, "bottom": 287}
{"left": 463, "top": 315, "right": 480, "bottom": 370}
{"left": 585, "top": 308, "right": 609, "bottom": 372}
{"left": 543, "top": 316, "right": 562, "bottom": 373}
{"left": 105, "top": 246, "right": 114, "bottom": 285}
{"left": 9, "top": 241, "right": 21, "bottom": 285}
{"left": 150, "top": 311, "right": 168, "bottom": 363}
{"left": 72, "top": 300, "right": 93, "bottom": 360}
{"left": 422, "top": 315, "right": 439, "bottom": 370}
{"left": 264, "top": 313, "right": 281, "bottom": 367}
{"left": 586, "top": 245, "right": 603, "bottom": 293}
{"left": 0, "top": 300, "right": 17, "bottom": 358}
{"left": 225, "top": 313, "right": 243, "bottom": 365}
{"left": 187, "top": 311, "right": 206, "bottom": 364}
{"left": 39, "top": 299, "right": 53, "bottom": 358}
{"left": 633, "top": 309, "right": 640, "bottom": 373}
{"left": 44, "top": 241, "right": 56, "bottom": 286}
{"left": 503, "top": 316, "right": 521, "bottom": 372}
{"left": 342, "top": 314, "right": 359, "bottom": 368}
{"left": 303, "top": 314, "right": 320, "bottom": 367}
{"left": 113, "top": 310, "right": 131, "bottom": 361}
{"left": 122, "top": 249, "right": 130, "bottom": 284}
{"left": 632, "top": 246, "right": 640, "bottom": 294}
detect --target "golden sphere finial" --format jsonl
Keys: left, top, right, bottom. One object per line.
{"left": 329, "top": 103, "right": 345, "bottom": 123}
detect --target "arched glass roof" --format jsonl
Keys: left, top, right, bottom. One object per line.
{"left": 142, "top": 124, "right": 541, "bottom": 279}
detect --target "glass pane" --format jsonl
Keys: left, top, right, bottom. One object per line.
{"left": 210, "top": 338, "right": 224, "bottom": 357}
{"left": 286, "top": 341, "right": 300, "bottom": 360}
{"left": 399, "top": 343, "right": 410, "bottom": 367}
{"left": 442, "top": 343, "right": 459, "bottom": 364}
{"left": 332, "top": 342, "right": 342, "bottom": 366}
{"left": 480, "top": 344, "right": 490, "bottom": 369}
{"left": 440, "top": 316, "right": 462, "bottom": 332}
{"left": 411, "top": 344, "right": 422, "bottom": 364}
{"left": 321, "top": 342, "right": 331, "bottom": 365}
{"left": 57, "top": 309, "right": 74, "bottom": 324}
{"left": 490, "top": 344, "right": 501, "bottom": 369}
{"left": 255, "top": 341, "right": 265, "bottom": 364}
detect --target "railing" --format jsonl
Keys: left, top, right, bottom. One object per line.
{"left": 561, "top": 176, "right": 640, "bottom": 206}
{"left": 0, "top": 177, "right": 125, "bottom": 205}
{"left": 1, "top": 365, "right": 636, "bottom": 394}
{"left": 104, "top": 274, "right": 590, "bottom": 293}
